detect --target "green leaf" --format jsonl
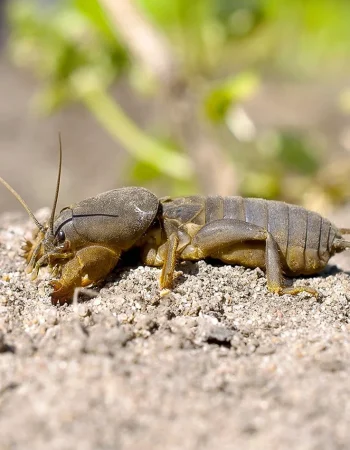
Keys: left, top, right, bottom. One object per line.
{"left": 74, "top": 0, "right": 120, "bottom": 42}
{"left": 130, "top": 160, "right": 161, "bottom": 183}
{"left": 205, "top": 72, "right": 259, "bottom": 123}
{"left": 241, "top": 171, "right": 282, "bottom": 200}
{"left": 278, "top": 133, "right": 320, "bottom": 175}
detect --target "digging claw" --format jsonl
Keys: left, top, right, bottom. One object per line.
{"left": 50, "top": 280, "right": 73, "bottom": 306}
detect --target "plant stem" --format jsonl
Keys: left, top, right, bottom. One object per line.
{"left": 80, "top": 85, "right": 193, "bottom": 180}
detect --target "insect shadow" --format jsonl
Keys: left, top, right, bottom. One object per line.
{"left": 320, "top": 264, "right": 350, "bottom": 278}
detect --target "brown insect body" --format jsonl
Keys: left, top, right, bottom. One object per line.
{"left": 1, "top": 143, "right": 350, "bottom": 305}
{"left": 136, "top": 195, "right": 349, "bottom": 299}
{"left": 157, "top": 195, "right": 338, "bottom": 276}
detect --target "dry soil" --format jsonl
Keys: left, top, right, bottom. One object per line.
{"left": 0, "top": 210, "right": 350, "bottom": 450}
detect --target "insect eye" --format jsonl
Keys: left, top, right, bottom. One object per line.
{"left": 56, "top": 230, "right": 65, "bottom": 243}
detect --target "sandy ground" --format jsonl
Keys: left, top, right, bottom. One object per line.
{"left": 0, "top": 210, "right": 350, "bottom": 450}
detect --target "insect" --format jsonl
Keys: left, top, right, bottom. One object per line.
{"left": 1, "top": 139, "right": 350, "bottom": 305}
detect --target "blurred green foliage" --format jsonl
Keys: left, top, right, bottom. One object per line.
{"left": 6, "top": 0, "right": 350, "bottom": 206}
{"left": 205, "top": 72, "right": 260, "bottom": 123}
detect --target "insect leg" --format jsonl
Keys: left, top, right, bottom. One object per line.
{"left": 50, "top": 245, "right": 121, "bottom": 305}
{"left": 265, "top": 233, "right": 318, "bottom": 297}
{"left": 159, "top": 232, "right": 179, "bottom": 289}
{"left": 191, "top": 219, "right": 267, "bottom": 257}
{"left": 191, "top": 219, "right": 318, "bottom": 297}
{"left": 29, "top": 251, "right": 74, "bottom": 280}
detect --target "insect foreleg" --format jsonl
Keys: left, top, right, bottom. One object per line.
{"left": 29, "top": 251, "right": 74, "bottom": 280}
{"left": 50, "top": 245, "right": 121, "bottom": 305}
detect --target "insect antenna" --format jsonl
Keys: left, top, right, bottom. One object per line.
{"left": 339, "top": 228, "right": 350, "bottom": 235}
{"left": 48, "top": 133, "right": 63, "bottom": 235}
{"left": 0, "top": 175, "right": 45, "bottom": 232}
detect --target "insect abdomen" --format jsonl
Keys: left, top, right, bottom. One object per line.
{"left": 162, "top": 195, "right": 337, "bottom": 274}
{"left": 204, "top": 196, "right": 336, "bottom": 274}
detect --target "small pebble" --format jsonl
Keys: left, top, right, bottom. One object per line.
{"left": 318, "top": 355, "right": 345, "bottom": 372}
{"left": 78, "top": 305, "right": 91, "bottom": 318}
{"left": 0, "top": 330, "right": 7, "bottom": 352}
{"left": 46, "top": 309, "right": 59, "bottom": 326}
{"left": 0, "top": 296, "right": 8, "bottom": 306}
{"left": 256, "top": 344, "right": 276, "bottom": 355}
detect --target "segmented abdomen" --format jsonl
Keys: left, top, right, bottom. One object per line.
{"left": 162, "top": 196, "right": 338, "bottom": 274}
{"left": 210, "top": 196, "right": 337, "bottom": 274}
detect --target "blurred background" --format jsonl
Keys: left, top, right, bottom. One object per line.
{"left": 1, "top": 0, "right": 350, "bottom": 216}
